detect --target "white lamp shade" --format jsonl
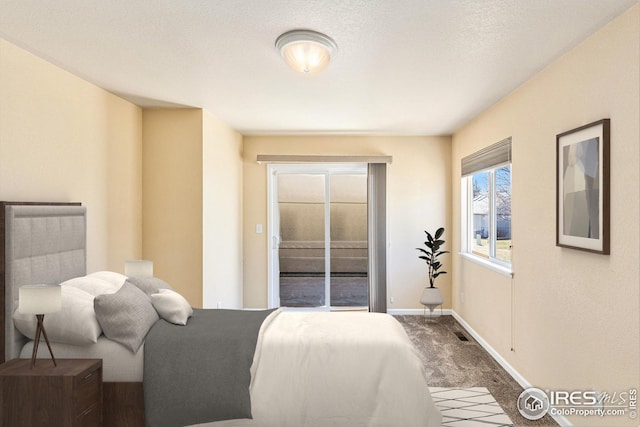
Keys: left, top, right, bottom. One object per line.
{"left": 125, "top": 260, "right": 154, "bottom": 277}
{"left": 18, "top": 285, "right": 62, "bottom": 315}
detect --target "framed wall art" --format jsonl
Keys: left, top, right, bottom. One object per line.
{"left": 556, "top": 118, "right": 610, "bottom": 254}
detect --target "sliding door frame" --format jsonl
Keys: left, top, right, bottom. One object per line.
{"left": 267, "top": 163, "right": 369, "bottom": 310}
{"left": 266, "top": 162, "right": 391, "bottom": 312}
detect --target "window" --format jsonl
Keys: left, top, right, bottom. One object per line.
{"left": 462, "top": 138, "right": 512, "bottom": 269}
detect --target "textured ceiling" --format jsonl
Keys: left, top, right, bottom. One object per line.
{"left": 0, "top": 0, "right": 636, "bottom": 135}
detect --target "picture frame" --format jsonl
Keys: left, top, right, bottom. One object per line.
{"left": 556, "top": 119, "right": 610, "bottom": 254}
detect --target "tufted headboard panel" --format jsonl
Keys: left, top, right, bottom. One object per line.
{"left": 1, "top": 202, "right": 86, "bottom": 363}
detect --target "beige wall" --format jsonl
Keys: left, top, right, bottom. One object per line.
{"left": 143, "top": 108, "right": 244, "bottom": 309}
{"left": 202, "top": 111, "right": 244, "bottom": 309}
{"left": 451, "top": 5, "right": 639, "bottom": 426}
{"left": 242, "top": 135, "right": 451, "bottom": 309}
{"left": 0, "top": 40, "right": 244, "bottom": 308}
{"left": 142, "top": 109, "right": 203, "bottom": 307}
{"left": 0, "top": 39, "right": 142, "bottom": 273}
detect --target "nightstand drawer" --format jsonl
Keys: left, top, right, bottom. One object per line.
{"left": 77, "top": 365, "right": 101, "bottom": 388}
{"left": 77, "top": 402, "right": 102, "bottom": 426}
{"left": 0, "top": 359, "right": 103, "bottom": 427}
{"left": 75, "top": 365, "right": 101, "bottom": 416}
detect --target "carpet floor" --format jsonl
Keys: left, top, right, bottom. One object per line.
{"left": 395, "top": 315, "right": 558, "bottom": 426}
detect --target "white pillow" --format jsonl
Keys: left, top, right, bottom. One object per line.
{"left": 61, "top": 275, "right": 122, "bottom": 297}
{"left": 13, "top": 286, "right": 102, "bottom": 345}
{"left": 151, "top": 289, "right": 193, "bottom": 326}
{"left": 86, "top": 271, "right": 127, "bottom": 289}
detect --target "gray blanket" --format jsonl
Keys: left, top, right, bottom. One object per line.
{"left": 143, "top": 308, "right": 276, "bottom": 427}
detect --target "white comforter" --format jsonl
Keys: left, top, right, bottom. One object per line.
{"left": 195, "top": 310, "right": 441, "bottom": 427}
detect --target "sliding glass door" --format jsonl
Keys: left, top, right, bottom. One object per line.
{"left": 277, "top": 173, "right": 327, "bottom": 307}
{"left": 329, "top": 174, "right": 368, "bottom": 307}
{"left": 269, "top": 164, "right": 368, "bottom": 310}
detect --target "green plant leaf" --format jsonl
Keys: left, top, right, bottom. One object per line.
{"left": 434, "top": 227, "right": 445, "bottom": 239}
{"left": 418, "top": 228, "right": 447, "bottom": 285}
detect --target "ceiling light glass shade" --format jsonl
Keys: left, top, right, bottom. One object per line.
{"left": 276, "top": 30, "right": 337, "bottom": 74}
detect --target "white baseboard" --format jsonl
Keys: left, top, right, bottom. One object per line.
{"left": 450, "top": 311, "right": 572, "bottom": 427}
{"left": 389, "top": 310, "right": 533, "bottom": 389}
{"left": 391, "top": 310, "right": 571, "bottom": 426}
{"left": 449, "top": 311, "right": 530, "bottom": 389}
{"left": 387, "top": 308, "right": 453, "bottom": 316}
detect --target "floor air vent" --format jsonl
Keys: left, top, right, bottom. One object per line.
{"left": 454, "top": 331, "right": 469, "bottom": 342}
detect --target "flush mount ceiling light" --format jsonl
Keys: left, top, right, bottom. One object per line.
{"left": 275, "top": 29, "right": 337, "bottom": 74}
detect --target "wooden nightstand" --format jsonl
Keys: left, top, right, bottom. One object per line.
{"left": 0, "top": 358, "right": 103, "bottom": 427}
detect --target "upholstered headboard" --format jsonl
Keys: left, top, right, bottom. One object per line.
{"left": 1, "top": 202, "right": 86, "bottom": 363}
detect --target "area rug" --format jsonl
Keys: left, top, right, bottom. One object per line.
{"left": 429, "top": 387, "right": 514, "bottom": 426}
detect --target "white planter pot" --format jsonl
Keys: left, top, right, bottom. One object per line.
{"left": 420, "top": 287, "right": 443, "bottom": 314}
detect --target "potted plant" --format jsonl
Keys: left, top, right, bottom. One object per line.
{"left": 416, "top": 227, "right": 448, "bottom": 314}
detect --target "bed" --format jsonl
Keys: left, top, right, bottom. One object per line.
{"left": 1, "top": 202, "right": 441, "bottom": 427}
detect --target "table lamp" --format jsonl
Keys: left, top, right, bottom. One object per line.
{"left": 125, "top": 259, "right": 154, "bottom": 277}
{"left": 18, "top": 284, "right": 62, "bottom": 368}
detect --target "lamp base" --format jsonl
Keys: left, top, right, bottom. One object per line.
{"left": 31, "top": 314, "right": 57, "bottom": 369}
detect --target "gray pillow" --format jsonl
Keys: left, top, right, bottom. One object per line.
{"left": 94, "top": 282, "right": 159, "bottom": 353}
{"left": 126, "top": 276, "right": 173, "bottom": 296}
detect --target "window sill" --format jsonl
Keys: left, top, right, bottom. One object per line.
{"left": 458, "top": 252, "right": 513, "bottom": 277}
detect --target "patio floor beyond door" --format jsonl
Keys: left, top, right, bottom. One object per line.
{"left": 279, "top": 274, "right": 368, "bottom": 307}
